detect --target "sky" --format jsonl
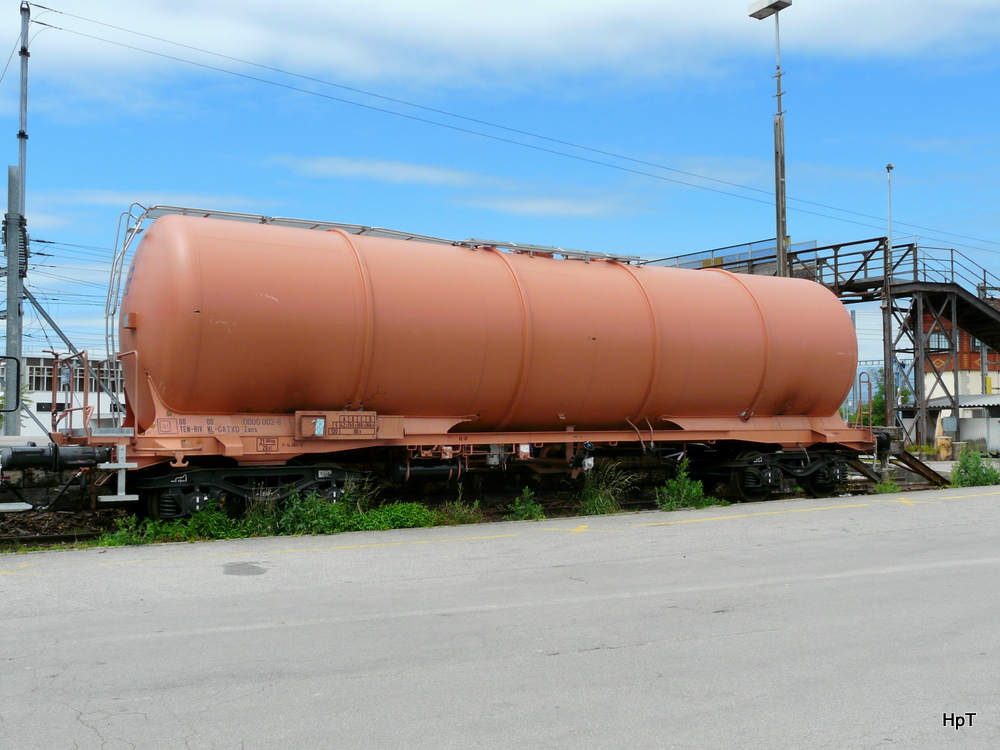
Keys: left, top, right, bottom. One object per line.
{"left": 0, "top": 0, "right": 999, "bottom": 360}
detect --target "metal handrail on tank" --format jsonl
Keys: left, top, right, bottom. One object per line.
{"left": 90, "top": 358, "right": 122, "bottom": 431}
{"left": 123, "top": 205, "right": 643, "bottom": 262}
{"left": 49, "top": 350, "right": 94, "bottom": 437}
{"left": 100, "top": 204, "right": 653, "bottom": 432}
{"left": 103, "top": 204, "right": 647, "bottom": 355}
{"left": 106, "top": 203, "right": 151, "bottom": 361}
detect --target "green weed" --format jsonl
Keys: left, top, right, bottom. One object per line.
{"left": 93, "top": 489, "right": 445, "bottom": 548}
{"left": 342, "top": 476, "right": 380, "bottom": 513}
{"left": 578, "top": 462, "right": 635, "bottom": 516}
{"left": 951, "top": 447, "right": 1000, "bottom": 487}
{"left": 346, "top": 503, "right": 438, "bottom": 531}
{"left": 97, "top": 508, "right": 241, "bottom": 546}
{"left": 655, "top": 459, "right": 726, "bottom": 511}
{"left": 873, "top": 478, "right": 901, "bottom": 494}
{"left": 506, "top": 487, "right": 545, "bottom": 521}
{"left": 438, "top": 484, "right": 485, "bottom": 525}
{"left": 240, "top": 496, "right": 282, "bottom": 537}
{"left": 437, "top": 491, "right": 485, "bottom": 525}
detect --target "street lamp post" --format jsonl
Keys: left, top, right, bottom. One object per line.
{"left": 882, "top": 164, "right": 897, "bottom": 431}
{"left": 749, "top": 0, "right": 791, "bottom": 277}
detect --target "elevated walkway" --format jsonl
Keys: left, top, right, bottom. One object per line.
{"left": 890, "top": 281, "right": 1000, "bottom": 352}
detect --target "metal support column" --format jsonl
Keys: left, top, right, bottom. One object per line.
{"left": 980, "top": 337, "right": 989, "bottom": 395}
{"left": 749, "top": 1, "right": 791, "bottom": 277}
{"left": 3, "top": 4, "right": 29, "bottom": 436}
{"left": 951, "top": 295, "right": 961, "bottom": 443}
{"left": 913, "top": 294, "right": 927, "bottom": 446}
{"left": 3, "top": 170, "right": 24, "bottom": 435}
{"left": 772, "top": 11, "right": 788, "bottom": 277}
{"left": 17, "top": 2, "right": 28, "bottom": 215}
{"left": 881, "top": 265, "right": 896, "bottom": 431}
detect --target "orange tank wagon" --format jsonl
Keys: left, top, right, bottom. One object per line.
{"left": 51, "top": 207, "right": 874, "bottom": 516}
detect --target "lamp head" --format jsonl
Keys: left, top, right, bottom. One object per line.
{"left": 749, "top": 0, "right": 791, "bottom": 20}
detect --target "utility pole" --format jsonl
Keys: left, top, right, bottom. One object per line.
{"left": 3, "top": 2, "right": 29, "bottom": 436}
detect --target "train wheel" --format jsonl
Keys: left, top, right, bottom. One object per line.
{"left": 799, "top": 476, "right": 837, "bottom": 498}
{"left": 730, "top": 451, "right": 773, "bottom": 503}
{"left": 731, "top": 475, "right": 772, "bottom": 502}
{"left": 144, "top": 490, "right": 185, "bottom": 520}
{"left": 799, "top": 462, "right": 843, "bottom": 499}
{"left": 143, "top": 490, "right": 164, "bottom": 520}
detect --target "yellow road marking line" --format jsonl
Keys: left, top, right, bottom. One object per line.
{"left": 642, "top": 504, "right": 870, "bottom": 526}
{"left": 67, "top": 490, "right": 994, "bottom": 567}
{"left": 99, "top": 533, "right": 518, "bottom": 565}
{"left": 873, "top": 498, "right": 942, "bottom": 505}
{"left": 539, "top": 524, "right": 622, "bottom": 534}
{"left": 269, "top": 534, "right": 519, "bottom": 554}
{"left": 0, "top": 563, "right": 42, "bottom": 575}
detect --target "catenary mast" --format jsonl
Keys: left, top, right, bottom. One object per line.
{"left": 3, "top": 2, "right": 30, "bottom": 436}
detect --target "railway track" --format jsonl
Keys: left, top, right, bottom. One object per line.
{"left": 0, "top": 509, "right": 126, "bottom": 549}
{"left": 0, "top": 531, "right": 104, "bottom": 546}
{"left": 0, "top": 468, "right": 934, "bottom": 550}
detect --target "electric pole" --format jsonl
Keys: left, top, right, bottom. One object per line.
{"left": 3, "top": 2, "right": 30, "bottom": 435}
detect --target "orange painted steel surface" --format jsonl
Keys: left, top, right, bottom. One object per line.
{"left": 120, "top": 215, "right": 858, "bottom": 436}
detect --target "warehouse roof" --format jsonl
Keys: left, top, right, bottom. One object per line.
{"left": 925, "top": 394, "right": 1000, "bottom": 409}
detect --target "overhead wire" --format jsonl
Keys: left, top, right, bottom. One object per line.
{"left": 0, "top": 33, "right": 19, "bottom": 86}
{"left": 30, "top": 4, "right": 779, "bottom": 198}
{"left": 26, "top": 3, "right": 1000, "bottom": 252}
{"left": 8, "top": 0, "right": 998, "bottom": 361}
{"left": 28, "top": 20, "right": 795, "bottom": 218}
{"left": 33, "top": 239, "right": 115, "bottom": 253}
{"left": 18, "top": 14, "right": 994, "bottom": 250}
{"left": 31, "top": 270, "right": 107, "bottom": 288}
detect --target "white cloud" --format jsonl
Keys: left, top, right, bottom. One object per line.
{"left": 24, "top": 211, "right": 72, "bottom": 231}
{"left": 273, "top": 155, "right": 486, "bottom": 187}
{"left": 463, "top": 195, "right": 636, "bottom": 219}
{"left": 7, "top": 0, "right": 998, "bottom": 98}
{"left": 674, "top": 156, "right": 772, "bottom": 192}
{"left": 31, "top": 188, "right": 265, "bottom": 211}
{"left": 273, "top": 152, "right": 639, "bottom": 219}
{"left": 903, "top": 136, "right": 986, "bottom": 155}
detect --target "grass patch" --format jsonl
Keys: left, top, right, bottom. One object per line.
{"left": 98, "top": 509, "right": 242, "bottom": 546}
{"left": 873, "top": 478, "right": 901, "bottom": 494}
{"left": 437, "top": 499, "right": 485, "bottom": 525}
{"left": 951, "top": 447, "right": 1000, "bottom": 487}
{"left": 436, "top": 484, "right": 486, "bottom": 525}
{"left": 96, "top": 481, "right": 442, "bottom": 547}
{"left": 654, "top": 458, "right": 727, "bottom": 511}
{"left": 578, "top": 462, "right": 635, "bottom": 516}
{"left": 506, "top": 487, "right": 545, "bottom": 521}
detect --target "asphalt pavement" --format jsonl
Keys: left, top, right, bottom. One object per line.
{"left": 2, "top": 486, "right": 998, "bottom": 749}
